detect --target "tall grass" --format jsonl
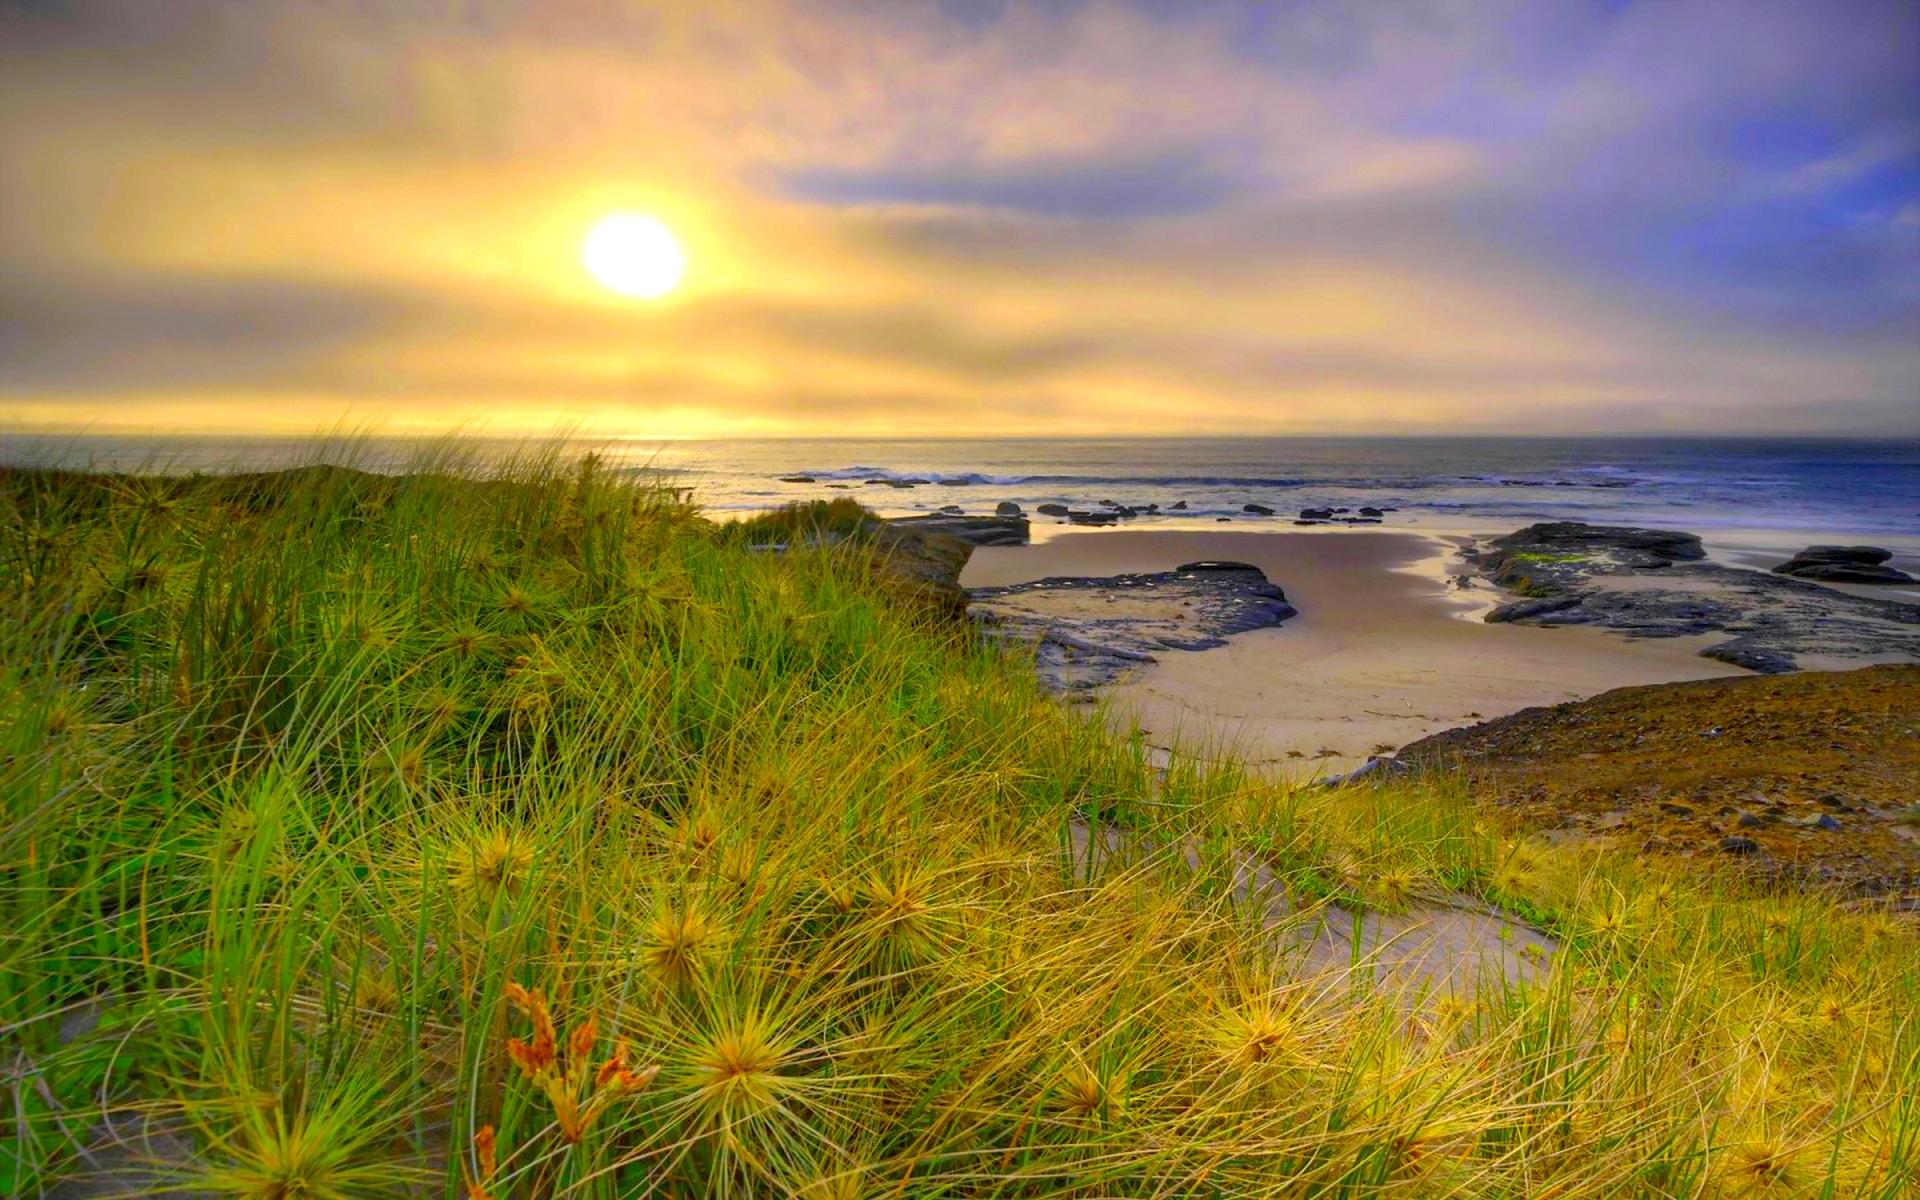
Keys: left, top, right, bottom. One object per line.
{"left": 1, "top": 445, "right": 1913, "bottom": 1197}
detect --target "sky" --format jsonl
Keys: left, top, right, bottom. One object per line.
{"left": 1, "top": 0, "right": 1917, "bottom": 438}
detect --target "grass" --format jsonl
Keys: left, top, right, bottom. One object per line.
{"left": 1, "top": 443, "right": 1914, "bottom": 1197}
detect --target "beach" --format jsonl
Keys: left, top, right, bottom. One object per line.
{"left": 962, "top": 523, "right": 1920, "bottom": 778}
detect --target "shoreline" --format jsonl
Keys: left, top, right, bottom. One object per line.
{"left": 962, "top": 525, "right": 1905, "bottom": 779}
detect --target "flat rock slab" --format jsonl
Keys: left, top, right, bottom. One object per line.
{"left": 1476, "top": 522, "right": 1920, "bottom": 672}
{"left": 886, "top": 513, "right": 1030, "bottom": 547}
{"left": 969, "top": 561, "right": 1297, "bottom": 692}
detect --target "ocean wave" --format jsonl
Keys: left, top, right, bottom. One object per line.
{"left": 783, "top": 467, "right": 1649, "bottom": 491}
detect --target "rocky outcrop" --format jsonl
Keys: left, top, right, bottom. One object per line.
{"left": 886, "top": 514, "right": 1030, "bottom": 547}
{"left": 1772, "top": 545, "right": 1915, "bottom": 585}
{"left": 969, "top": 561, "right": 1297, "bottom": 692}
{"left": 1395, "top": 665, "right": 1920, "bottom": 897}
{"left": 995, "top": 501, "right": 1024, "bottom": 517}
{"left": 1243, "top": 503, "right": 1276, "bottom": 515}
{"left": 1475, "top": 522, "right": 1920, "bottom": 673}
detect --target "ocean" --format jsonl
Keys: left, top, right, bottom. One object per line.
{"left": 4, "top": 434, "right": 1918, "bottom": 538}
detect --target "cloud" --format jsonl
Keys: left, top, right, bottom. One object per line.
{"left": 0, "top": 0, "right": 1915, "bottom": 436}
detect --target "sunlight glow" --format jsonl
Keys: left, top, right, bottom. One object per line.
{"left": 582, "top": 212, "right": 686, "bottom": 299}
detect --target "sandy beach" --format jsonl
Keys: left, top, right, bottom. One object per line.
{"left": 962, "top": 526, "right": 1756, "bottom": 778}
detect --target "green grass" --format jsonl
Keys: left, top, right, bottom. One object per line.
{"left": 1, "top": 444, "right": 1914, "bottom": 1197}
{"left": 1503, "top": 552, "right": 1597, "bottom": 565}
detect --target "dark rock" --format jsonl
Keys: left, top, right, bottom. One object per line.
{"left": 995, "top": 501, "right": 1024, "bottom": 517}
{"left": 1719, "top": 836, "right": 1761, "bottom": 856}
{"left": 1036, "top": 503, "right": 1071, "bottom": 517}
{"left": 1772, "top": 545, "right": 1913, "bottom": 584}
{"left": 1216, "top": 517, "right": 1232, "bottom": 522}
{"left": 1358, "top": 506, "right": 1385, "bottom": 517}
{"left": 1169, "top": 500, "right": 1188, "bottom": 510}
{"left": 1067, "top": 511, "right": 1120, "bottom": 526}
{"left": 777, "top": 474, "right": 817, "bottom": 483}
{"left": 1736, "top": 811, "right": 1764, "bottom": 828}
{"left": 1659, "top": 802, "right": 1693, "bottom": 817}
{"left": 1486, "top": 596, "right": 1586, "bottom": 623}
{"left": 1486, "top": 522, "right": 1705, "bottom": 571}
{"left": 937, "top": 504, "right": 964, "bottom": 515}
{"left": 969, "top": 562, "right": 1297, "bottom": 692}
{"left": 1703, "top": 645, "right": 1799, "bottom": 675}
{"left": 1783, "top": 545, "right": 1894, "bottom": 566}
{"left": 1473, "top": 521, "right": 1920, "bottom": 672}
{"left": 1243, "top": 503, "right": 1276, "bottom": 515}
{"left": 1800, "top": 813, "right": 1841, "bottom": 831}
{"left": 1300, "top": 507, "right": 1334, "bottom": 520}
{"left": 885, "top": 514, "right": 1029, "bottom": 547}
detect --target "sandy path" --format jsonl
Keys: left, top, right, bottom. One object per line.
{"left": 963, "top": 528, "right": 1746, "bottom": 780}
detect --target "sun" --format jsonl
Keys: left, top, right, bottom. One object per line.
{"left": 582, "top": 212, "right": 686, "bottom": 299}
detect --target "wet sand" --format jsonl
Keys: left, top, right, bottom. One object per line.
{"left": 962, "top": 527, "right": 1748, "bottom": 779}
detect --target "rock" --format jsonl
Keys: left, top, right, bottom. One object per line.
{"left": 995, "top": 501, "right": 1024, "bottom": 517}
{"left": 1300, "top": 507, "right": 1334, "bottom": 520}
{"left": 1782, "top": 545, "right": 1893, "bottom": 566}
{"left": 885, "top": 514, "right": 1029, "bottom": 547}
{"left": 1659, "top": 802, "right": 1693, "bottom": 817}
{"left": 1243, "top": 503, "right": 1276, "bottom": 515}
{"left": 969, "top": 562, "right": 1297, "bottom": 692}
{"left": 1486, "top": 522, "right": 1705, "bottom": 570}
{"left": 1358, "top": 506, "right": 1384, "bottom": 518}
{"left": 777, "top": 474, "right": 817, "bottom": 483}
{"left": 1473, "top": 521, "right": 1920, "bottom": 672}
{"left": 1216, "top": 517, "right": 1232, "bottom": 522}
{"left": 1799, "top": 813, "right": 1840, "bottom": 831}
{"left": 1036, "top": 503, "right": 1070, "bottom": 517}
{"left": 937, "top": 504, "right": 964, "bottom": 515}
{"left": 1736, "top": 811, "right": 1764, "bottom": 828}
{"left": 1169, "top": 500, "right": 1188, "bottom": 510}
{"left": 1719, "top": 836, "right": 1760, "bottom": 856}
{"left": 1067, "top": 511, "right": 1120, "bottom": 526}
{"left": 1772, "top": 545, "right": 1914, "bottom": 584}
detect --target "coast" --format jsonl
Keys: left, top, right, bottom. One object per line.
{"left": 962, "top": 525, "right": 1743, "bottom": 777}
